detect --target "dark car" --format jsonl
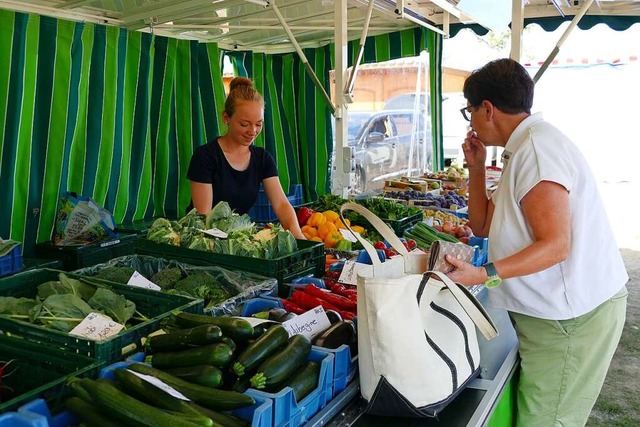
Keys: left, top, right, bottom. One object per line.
{"left": 343, "top": 109, "right": 432, "bottom": 193}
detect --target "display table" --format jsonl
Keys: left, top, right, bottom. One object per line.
{"left": 307, "top": 286, "right": 520, "bottom": 427}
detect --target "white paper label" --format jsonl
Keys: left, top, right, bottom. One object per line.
{"left": 282, "top": 305, "right": 331, "bottom": 340}
{"left": 203, "top": 228, "right": 228, "bottom": 239}
{"left": 237, "top": 316, "right": 275, "bottom": 328}
{"left": 338, "top": 259, "right": 370, "bottom": 285}
{"left": 127, "top": 271, "right": 161, "bottom": 291}
{"left": 127, "top": 370, "right": 190, "bottom": 401}
{"left": 69, "top": 312, "right": 124, "bottom": 341}
{"left": 339, "top": 228, "right": 360, "bottom": 243}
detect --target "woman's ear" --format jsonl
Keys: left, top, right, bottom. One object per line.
{"left": 222, "top": 112, "right": 230, "bottom": 125}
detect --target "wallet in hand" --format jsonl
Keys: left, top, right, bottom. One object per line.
{"left": 428, "top": 240, "right": 476, "bottom": 273}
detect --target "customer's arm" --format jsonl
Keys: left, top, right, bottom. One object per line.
{"left": 446, "top": 180, "right": 571, "bottom": 285}
{"left": 263, "top": 177, "right": 305, "bottom": 239}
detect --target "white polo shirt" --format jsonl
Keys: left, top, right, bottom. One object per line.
{"left": 487, "top": 112, "right": 628, "bottom": 320}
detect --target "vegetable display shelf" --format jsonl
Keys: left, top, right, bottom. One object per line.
{"left": 241, "top": 297, "right": 357, "bottom": 398}
{"left": 0, "top": 334, "right": 104, "bottom": 414}
{"left": 71, "top": 254, "right": 278, "bottom": 316}
{"left": 0, "top": 244, "right": 23, "bottom": 277}
{"left": 18, "top": 354, "right": 273, "bottom": 427}
{"left": 34, "top": 233, "right": 138, "bottom": 270}
{"left": 0, "top": 268, "right": 203, "bottom": 364}
{"left": 136, "top": 238, "right": 325, "bottom": 297}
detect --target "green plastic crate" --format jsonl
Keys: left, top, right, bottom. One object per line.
{"left": 34, "top": 233, "right": 138, "bottom": 270}
{"left": 0, "top": 268, "right": 203, "bottom": 363}
{"left": 0, "top": 334, "right": 104, "bottom": 414}
{"left": 136, "top": 239, "right": 325, "bottom": 297}
{"left": 352, "top": 210, "right": 423, "bottom": 235}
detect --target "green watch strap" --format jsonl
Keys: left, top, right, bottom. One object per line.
{"left": 483, "top": 262, "right": 502, "bottom": 288}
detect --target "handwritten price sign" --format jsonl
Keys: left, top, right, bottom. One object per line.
{"left": 69, "top": 312, "right": 124, "bottom": 341}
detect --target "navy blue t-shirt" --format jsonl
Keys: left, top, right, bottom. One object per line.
{"left": 186, "top": 138, "right": 279, "bottom": 215}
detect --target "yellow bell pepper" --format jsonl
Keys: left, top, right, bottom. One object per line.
{"left": 334, "top": 217, "right": 351, "bottom": 229}
{"left": 324, "top": 231, "right": 343, "bottom": 248}
{"left": 322, "top": 210, "right": 340, "bottom": 222}
{"left": 317, "top": 221, "right": 338, "bottom": 239}
{"left": 310, "top": 236, "right": 323, "bottom": 243}
{"left": 351, "top": 225, "right": 366, "bottom": 235}
{"left": 307, "top": 212, "right": 327, "bottom": 227}
{"left": 301, "top": 225, "right": 318, "bottom": 240}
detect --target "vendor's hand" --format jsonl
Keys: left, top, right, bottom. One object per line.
{"left": 444, "top": 254, "right": 486, "bottom": 286}
{"left": 462, "top": 130, "right": 486, "bottom": 170}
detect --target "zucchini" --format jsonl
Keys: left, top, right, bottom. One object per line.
{"left": 128, "top": 362, "right": 255, "bottom": 411}
{"left": 282, "top": 361, "right": 321, "bottom": 402}
{"left": 192, "top": 403, "right": 251, "bottom": 427}
{"left": 81, "top": 378, "right": 213, "bottom": 427}
{"left": 312, "top": 321, "right": 356, "bottom": 349}
{"left": 113, "top": 368, "right": 205, "bottom": 417}
{"left": 175, "top": 312, "right": 254, "bottom": 341}
{"left": 233, "top": 325, "right": 289, "bottom": 376}
{"left": 67, "top": 377, "right": 94, "bottom": 403}
{"left": 249, "top": 334, "right": 311, "bottom": 389}
{"left": 163, "top": 365, "right": 223, "bottom": 388}
{"left": 147, "top": 325, "right": 222, "bottom": 353}
{"left": 150, "top": 342, "right": 233, "bottom": 369}
{"left": 65, "top": 397, "right": 121, "bottom": 427}
{"left": 220, "top": 336, "right": 237, "bottom": 354}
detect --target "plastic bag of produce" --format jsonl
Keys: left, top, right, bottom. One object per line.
{"left": 53, "top": 192, "right": 118, "bottom": 245}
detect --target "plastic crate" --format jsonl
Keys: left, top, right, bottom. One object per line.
{"left": 245, "top": 348, "right": 334, "bottom": 427}
{"left": 0, "top": 268, "right": 203, "bottom": 363}
{"left": 0, "top": 334, "right": 104, "bottom": 414}
{"left": 240, "top": 297, "right": 356, "bottom": 398}
{"left": 20, "top": 365, "right": 273, "bottom": 427}
{"left": 351, "top": 209, "right": 423, "bottom": 236}
{"left": 136, "top": 239, "right": 325, "bottom": 297}
{"left": 0, "top": 244, "right": 23, "bottom": 277}
{"left": 249, "top": 184, "right": 304, "bottom": 223}
{"left": 0, "top": 411, "right": 47, "bottom": 427}
{"left": 115, "top": 219, "right": 162, "bottom": 236}
{"left": 34, "top": 233, "right": 138, "bottom": 270}
{"left": 71, "top": 254, "right": 278, "bottom": 316}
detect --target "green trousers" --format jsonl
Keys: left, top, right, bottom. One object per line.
{"left": 509, "top": 286, "right": 627, "bottom": 427}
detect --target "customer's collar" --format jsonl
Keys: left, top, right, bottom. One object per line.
{"left": 501, "top": 112, "right": 543, "bottom": 167}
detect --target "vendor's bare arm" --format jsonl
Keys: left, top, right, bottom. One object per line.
{"left": 263, "top": 177, "right": 305, "bottom": 239}
{"left": 191, "top": 181, "right": 213, "bottom": 214}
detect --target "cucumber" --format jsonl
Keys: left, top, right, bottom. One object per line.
{"left": 113, "top": 368, "right": 205, "bottom": 417}
{"left": 65, "top": 397, "right": 121, "bottom": 427}
{"left": 192, "top": 403, "right": 251, "bottom": 427}
{"left": 249, "top": 334, "right": 311, "bottom": 389}
{"left": 282, "top": 361, "right": 320, "bottom": 402}
{"left": 81, "top": 378, "right": 212, "bottom": 427}
{"left": 163, "top": 365, "right": 223, "bottom": 388}
{"left": 147, "top": 325, "right": 222, "bottom": 353}
{"left": 150, "top": 343, "right": 233, "bottom": 369}
{"left": 175, "top": 312, "right": 254, "bottom": 341}
{"left": 128, "top": 362, "right": 255, "bottom": 411}
{"left": 233, "top": 325, "right": 289, "bottom": 376}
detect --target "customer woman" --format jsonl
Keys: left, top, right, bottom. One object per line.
{"left": 187, "top": 77, "right": 304, "bottom": 239}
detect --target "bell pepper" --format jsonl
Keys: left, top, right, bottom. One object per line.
{"left": 334, "top": 239, "right": 352, "bottom": 251}
{"left": 324, "top": 231, "right": 343, "bottom": 248}
{"left": 296, "top": 207, "right": 315, "bottom": 226}
{"left": 307, "top": 212, "right": 327, "bottom": 227}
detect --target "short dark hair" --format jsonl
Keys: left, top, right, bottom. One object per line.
{"left": 463, "top": 58, "right": 534, "bottom": 114}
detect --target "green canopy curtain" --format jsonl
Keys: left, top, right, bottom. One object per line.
{"left": 0, "top": 9, "right": 226, "bottom": 255}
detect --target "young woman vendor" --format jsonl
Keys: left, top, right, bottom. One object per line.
{"left": 187, "top": 77, "right": 304, "bottom": 239}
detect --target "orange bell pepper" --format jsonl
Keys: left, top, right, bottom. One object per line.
{"left": 324, "top": 231, "right": 343, "bottom": 248}
{"left": 307, "top": 212, "right": 327, "bottom": 227}
{"left": 334, "top": 217, "right": 351, "bottom": 229}
{"left": 317, "top": 221, "right": 338, "bottom": 239}
{"left": 301, "top": 225, "right": 318, "bottom": 240}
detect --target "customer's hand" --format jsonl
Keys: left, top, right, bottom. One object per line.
{"left": 462, "top": 130, "right": 486, "bottom": 170}
{"left": 445, "top": 254, "right": 487, "bottom": 286}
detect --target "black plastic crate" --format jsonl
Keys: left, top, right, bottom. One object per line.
{"left": 0, "top": 335, "right": 103, "bottom": 414}
{"left": 34, "top": 233, "right": 137, "bottom": 270}
{"left": 0, "top": 268, "right": 202, "bottom": 363}
{"left": 136, "top": 238, "right": 325, "bottom": 297}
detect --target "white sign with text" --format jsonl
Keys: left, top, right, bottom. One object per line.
{"left": 282, "top": 305, "right": 331, "bottom": 340}
{"left": 127, "top": 271, "right": 161, "bottom": 291}
{"left": 69, "top": 312, "right": 124, "bottom": 341}
{"left": 338, "top": 259, "right": 370, "bottom": 285}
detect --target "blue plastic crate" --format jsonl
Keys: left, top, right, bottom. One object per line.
{"left": 0, "top": 411, "right": 47, "bottom": 427}
{"left": 469, "top": 236, "right": 489, "bottom": 266}
{"left": 245, "top": 348, "right": 334, "bottom": 427}
{"left": 248, "top": 184, "right": 303, "bottom": 223}
{"left": 22, "top": 355, "right": 273, "bottom": 427}
{"left": 0, "top": 244, "right": 23, "bottom": 277}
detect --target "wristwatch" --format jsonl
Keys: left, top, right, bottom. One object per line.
{"left": 483, "top": 262, "right": 502, "bottom": 288}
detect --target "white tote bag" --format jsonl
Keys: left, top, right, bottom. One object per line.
{"left": 340, "top": 203, "right": 498, "bottom": 417}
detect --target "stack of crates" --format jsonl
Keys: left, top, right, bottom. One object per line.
{"left": 0, "top": 242, "right": 22, "bottom": 277}
{"left": 248, "top": 184, "right": 303, "bottom": 223}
